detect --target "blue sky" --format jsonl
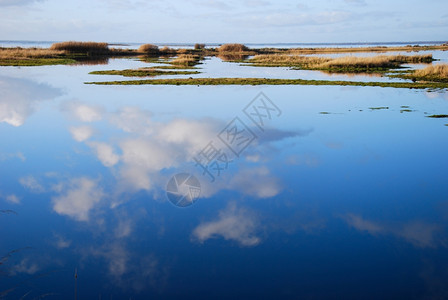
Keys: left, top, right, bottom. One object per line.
{"left": 0, "top": 0, "right": 447, "bottom": 43}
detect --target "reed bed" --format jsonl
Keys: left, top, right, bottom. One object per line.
{"left": 170, "top": 54, "right": 200, "bottom": 66}
{"left": 250, "top": 54, "right": 330, "bottom": 66}
{"left": 414, "top": 64, "right": 448, "bottom": 77}
{"left": 249, "top": 54, "right": 433, "bottom": 71}
{"left": 218, "top": 43, "right": 249, "bottom": 52}
{"left": 408, "top": 64, "right": 448, "bottom": 82}
{"left": 50, "top": 41, "right": 109, "bottom": 55}
{"left": 138, "top": 44, "right": 160, "bottom": 55}
{"left": 0, "top": 47, "right": 64, "bottom": 59}
{"left": 288, "top": 45, "right": 448, "bottom": 55}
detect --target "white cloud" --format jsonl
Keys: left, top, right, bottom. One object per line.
{"left": 88, "top": 141, "right": 120, "bottom": 167}
{"left": 192, "top": 202, "right": 261, "bottom": 246}
{"left": 109, "top": 106, "right": 153, "bottom": 135}
{"left": 229, "top": 167, "right": 281, "bottom": 198}
{"left": 10, "top": 258, "right": 39, "bottom": 275}
{"left": 54, "top": 234, "right": 71, "bottom": 249}
{"left": 0, "top": 152, "right": 26, "bottom": 162}
{"left": 4, "top": 194, "right": 21, "bottom": 204}
{"left": 70, "top": 125, "right": 94, "bottom": 142}
{"left": 343, "top": 214, "right": 443, "bottom": 248}
{"left": 52, "top": 177, "right": 104, "bottom": 221}
{"left": 118, "top": 138, "right": 177, "bottom": 191}
{"left": 62, "top": 101, "right": 103, "bottom": 122}
{"left": 115, "top": 218, "right": 133, "bottom": 238}
{"left": 343, "top": 213, "right": 383, "bottom": 235}
{"left": 19, "top": 175, "right": 44, "bottom": 193}
{"left": 0, "top": 76, "right": 60, "bottom": 126}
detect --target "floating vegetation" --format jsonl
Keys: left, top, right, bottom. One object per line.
{"left": 426, "top": 114, "right": 448, "bottom": 118}
{"left": 369, "top": 107, "right": 389, "bottom": 110}
{"left": 85, "top": 77, "right": 448, "bottom": 89}
{"left": 89, "top": 68, "right": 200, "bottom": 77}
{"left": 404, "top": 64, "right": 448, "bottom": 83}
{"left": 287, "top": 44, "right": 448, "bottom": 55}
{"left": 248, "top": 54, "right": 434, "bottom": 73}
{"left": 400, "top": 109, "right": 414, "bottom": 113}
{"left": 319, "top": 112, "right": 331, "bottom": 114}
{"left": 169, "top": 54, "right": 201, "bottom": 66}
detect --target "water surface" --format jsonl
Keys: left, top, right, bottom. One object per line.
{"left": 1, "top": 52, "right": 448, "bottom": 299}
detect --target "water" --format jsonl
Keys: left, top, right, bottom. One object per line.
{"left": 1, "top": 44, "right": 448, "bottom": 299}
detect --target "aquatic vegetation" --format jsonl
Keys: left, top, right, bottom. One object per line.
{"left": 0, "top": 47, "right": 76, "bottom": 66}
{"left": 170, "top": 54, "right": 201, "bottom": 66}
{"left": 194, "top": 43, "right": 206, "bottom": 50}
{"left": 288, "top": 44, "right": 448, "bottom": 55}
{"left": 218, "top": 43, "right": 249, "bottom": 52}
{"left": 426, "top": 114, "right": 448, "bottom": 118}
{"left": 406, "top": 64, "right": 448, "bottom": 83}
{"left": 85, "top": 77, "right": 448, "bottom": 89}
{"left": 400, "top": 109, "right": 414, "bottom": 113}
{"left": 369, "top": 107, "right": 389, "bottom": 110}
{"left": 89, "top": 68, "right": 200, "bottom": 77}
{"left": 315, "top": 54, "right": 433, "bottom": 72}
{"left": 0, "top": 58, "right": 76, "bottom": 66}
{"left": 0, "top": 47, "right": 64, "bottom": 58}
{"left": 248, "top": 54, "right": 433, "bottom": 72}
{"left": 159, "top": 46, "right": 177, "bottom": 55}
{"left": 249, "top": 54, "right": 330, "bottom": 67}
{"left": 138, "top": 43, "right": 160, "bottom": 55}
{"left": 50, "top": 41, "right": 109, "bottom": 55}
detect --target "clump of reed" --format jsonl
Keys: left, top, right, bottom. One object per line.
{"left": 409, "top": 64, "right": 448, "bottom": 82}
{"left": 315, "top": 54, "right": 433, "bottom": 70}
{"left": 170, "top": 54, "right": 200, "bottom": 66}
{"left": 0, "top": 47, "right": 64, "bottom": 59}
{"left": 250, "top": 53, "right": 433, "bottom": 72}
{"left": 194, "top": 43, "right": 206, "bottom": 50}
{"left": 50, "top": 41, "right": 109, "bottom": 55}
{"left": 138, "top": 43, "right": 160, "bottom": 55}
{"left": 159, "top": 46, "right": 177, "bottom": 55}
{"left": 218, "top": 43, "right": 249, "bottom": 52}
{"left": 250, "top": 54, "right": 330, "bottom": 66}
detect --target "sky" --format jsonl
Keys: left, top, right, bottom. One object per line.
{"left": 0, "top": 0, "right": 447, "bottom": 44}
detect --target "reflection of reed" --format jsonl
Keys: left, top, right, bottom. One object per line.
{"left": 218, "top": 54, "right": 249, "bottom": 62}
{"left": 72, "top": 57, "right": 109, "bottom": 66}
{"left": 74, "top": 268, "right": 78, "bottom": 300}
{"left": 0, "top": 210, "right": 18, "bottom": 215}
{"left": 319, "top": 70, "right": 383, "bottom": 77}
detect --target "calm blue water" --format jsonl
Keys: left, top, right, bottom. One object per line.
{"left": 1, "top": 47, "right": 448, "bottom": 299}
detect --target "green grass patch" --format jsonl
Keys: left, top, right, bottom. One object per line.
{"left": 89, "top": 68, "right": 200, "bottom": 77}
{"left": 0, "top": 58, "right": 77, "bottom": 66}
{"left": 84, "top": 77, "right": 448, "bottom": 89}
{"left": 369, "top": 107, "right": 389, "bottom": 110}
{"left": 426, "top": 114, "right": 448, "bottom": 118}
{"left": 154, "top": 65, "right": 200, "bottom": 70}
